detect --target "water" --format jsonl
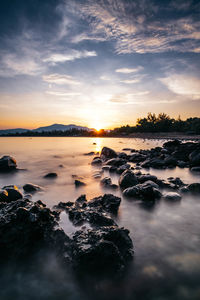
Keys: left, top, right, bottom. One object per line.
{"left": 0, "top": 137, "right": 200, "bottom": 300}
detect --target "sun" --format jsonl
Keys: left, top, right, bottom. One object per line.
{"left": 93, "top": 123, "right": 102, "bottom": 131}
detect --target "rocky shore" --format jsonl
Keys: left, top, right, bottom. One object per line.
{"left": 0, "top": 139, "right": 200, "bottom": 275}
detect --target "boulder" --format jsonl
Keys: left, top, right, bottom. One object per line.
{"left": 191, "top": 167, "right": 200, "bottom": 172}
{"left": 105, "top": 158, "right": 126, "bottom": 167}
{"left": 72, "top": 226, "right": 133, "bottom": 272}
{"left": 119, "top": 170, "right": 138, "bottom": 189}
{"left": 23, "top": 183, "right": 42, "bottom": 193}
{"left": 91, "top": 157, "right": 102, "bottom": 165}
{"left": 101, "top": 147, "right": 117, "bottom": 160}
{"left": 123, "top": 182, "right": 162, "bottom": 201}
{"left": 163, "top": 192, "right": 182, "bottom": 201}
{"left": 138, "top": 174, "right": 158, "bottom": 184}
{"left": 44, "top": 172, "right": 58, "bottom": 178}
{"left": 100, "top": 177, "right": 118, "bottom": 189}
{"left": 89, "top": 194, "right": 121, "bottom": 213}
{"left": 1, "top": 185, "right": 23, "bottom": 202}
{"left": 74, "top": 180, "right": 86, "bottom": 187}
{"left": 189, "top": 149, "right": 200, "bottom": 166}
{"left": 0, "top": 156, "right": 17, "bottom": 171}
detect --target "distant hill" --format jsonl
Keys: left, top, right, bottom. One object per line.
{"left": 33, "top": 123, "right": 90, "bottom": 132}
{"left": 0, "top": 128, "right": 29, "bottom": 135}
{"left": 0, "top": 124, "right": 91, "bottom": 135}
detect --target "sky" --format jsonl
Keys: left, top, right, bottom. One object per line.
{"left": 0, "top": 0, "right": 200, "bottom": 130}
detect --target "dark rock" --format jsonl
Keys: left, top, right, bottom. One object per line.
{"left": 163, "top": 192, "right": 182, "bottom": 201}
{"left": 84, "top": 152, "right": 95, "bottom": 156}
{"left": 138, "top": 174, "right": 158, "bottom": 184}
{"left": 189, "top": 149, "right": 200, "bottom": 166}
{"left": 187, "top": 183, "right": 200, "bottom": 194}
{"left": 1, "top": 185, "right": 23, "bottom": 202}
{"left": 177, "top": 161, "right": 187, "bottom": 168}
{"left": 100, "top": 177, "right": 111, "bottom": 186}
{"left": 129, "top": 153, "right": 147, "bottom": 163}
{"left": 191, "top": 167, "right": 200, "bottom": 172}
{"left": 0, "top": 198, "right": 70, "bottom": 260}
{"left": 163, "top": 139, "right": 181, "bottom": 149}
{"left": 116, "top": 164, "right": 131, "bottom": 174}
{"left": 123, "top": 182, "right": 162, "bottom": 201}
{"left": 119, "top": 170, "right": 138, "bottom": 189}
{"left": 105, "top": 158, "right": 126, "bottom": 167}
{"left": 89, "top": 194, "right": 121, "bottom": 213}
{"left": 118, "top": 152, "right": 128, "bottom": 159}
{"left": 44, "top": 172, "right": 58, "bottom": 178}
{"left": 101, "top": 147, "right": 117, "bottom": 160}
{"left": 164, "top": 156, "right": 177, "bottom": 166}
{"left": 72, "top": 226, "right": 133, "bottom": 272}
{"left": 23, "top": 183, "right": 42, "bottom": 193}
{"left": 0, "top": 155, "right": 17, "bottom": 171}
{"left": 168, "top": 177, "right": 185, "bottom": 187}
{"left": 74, "top": 180, "right": 86, "bottom": 187}
{"left": 91, "top": 157, "right": 102, "bottom": 165}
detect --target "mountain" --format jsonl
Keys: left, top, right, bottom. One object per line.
{"left": 33, "top": 123, "right": 90, "bottom": 132}
{"left": 0, "top": 128, "right": 29, "bottom": 135}
{"left": 0, "top": 124, "right": 91, "bottom": 135}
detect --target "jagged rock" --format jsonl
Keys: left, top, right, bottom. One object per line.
{"left": 23, "top": 183, "right": 42, "bottom": 193}
{"left": 0, "top": 198, "right": 70, "bottom": 260}
{"left": 72, "top": 226, "right": 133, "bottom": 272}
{"left": 100, "top": 177, "right": 118, "bottom": 189}
{"left": 44, "top": 172, "right": 58, "bottom": 178}
{"left": 119, "top": 170, "right": 138, "bottom": 189}
{"left": 123, "top": 182, "right": 162, "bottom": 201}
{"left": 167, "top": 177, "right": 185, "bottom": 187}
{"left": 163, "top": 192, "right": 182, "bottom": 201}
{"left": 89, "top": 194, "right": 121, "bottom": 213}
{"left": 0, "top": 156, "right": 17, "bottom": 171}
{"left": 101, "top": 147, "right": 117, "bottom": 160}
{"left": 1, "top": 185, "right": 23, "bottom": 202}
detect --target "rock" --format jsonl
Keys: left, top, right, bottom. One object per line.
{"left": 74, "top": 180, "right": 86, "bottom": 187}
{"left": 1, "top": 185, "right": 23, "bottom": 202}
{"left": 164, "top": 156, "right": 177, "bottom": 166}
{"left": 44, "top": 172, "right": 58, "bottom": 178}
{"left": 72, "top": 226, "right": 133, "bottom": 272}
{"left": 179, "top": 186, "right": 189, "bottom": 193}
{"left": 0, "top": 198, "right": 70, "bottom": 260}
{"left": 23, "top": 183, "right": 42, "bottom": 193}
{"left": 100, "top": 177, "right": 117, "bottom": 189}
{"left": 116, "top": 164, "right": 131, "bottom": 174}
{"left": 129, "top": 153, "right": 147, "bottom": 163}
{"left": 189, "top": 149, "right": 200, "bottom": 166}
{"left": 163, "top": 192, "right": 182, "bottom": 201}
{"left": 0, "top": 155, "right": 17, "bottom": 171}
{"left": 91, "top": 157, "right": 102, "bottom": 165}
{"left": 177, "top": 161, "right": 187, "bottom": 168}
{"left": 163, "top": 139, "right": 181, "bottom": 149}
{"left": 89, "top": 194, "right": 121, "bottom": 213}
{"left": 123, "top": 182, "right": 162, "bottom": 201}
{"left": 105, "top": 158, "right": 127, "bottom": 167}
{"left": 84, "top": 152, "right": 95, "bottom": 156}
{"left": 187, "top": 183, "right": 200, "bottom": 194}
{"left": 167, "top": 177, "right": 184, "bottom": 187}
{"left": 191, "top": 167, "right": 200, "bottom": 172}
{"left": 138, "top": 174, "right": 158, "bottom": 184}
{"left": 101, "top": 147, "right": 117, "bottom": 160}
{"left": 119, "top": 170, "right": 138, "bottom": 189}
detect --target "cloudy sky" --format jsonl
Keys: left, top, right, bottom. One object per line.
{"left": 0, "top": 0, "right": 200, "bottom": 129}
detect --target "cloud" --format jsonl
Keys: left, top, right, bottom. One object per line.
{"left": 46, "top": 91, "right": 81, "bottom": 96}
{"left": 43, "top": 74, "right": 80, "bottom": 85}
{"left": 116, "top": 67, "right": 143, "bottom": 74}
{"left": 100, "top": 75, "right": 111, "bottom": 81}
{"left": 109, "top": 91, "right": 150, "bottom": 103}
{"left": 120, "top": 79, "right": 140, "bottom": 84}
{"left": 71, "top": 33, "right": 106, "bottom": 43}
{"left": 0, "top": 54, "right": 42, "bottom": 77}
{"left": 160, "top": 74, "right": 200, "bottom": 98}
{"left": 43, "top": 50, "right": 97, "bottom": 64}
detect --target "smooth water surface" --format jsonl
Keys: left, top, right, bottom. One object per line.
{"left": 0, "top": 137, "right": 200, "bottom": 300}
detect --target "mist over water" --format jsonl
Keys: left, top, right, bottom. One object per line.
{"left": 0, "top": 137, "right": 200, "bottom": 300}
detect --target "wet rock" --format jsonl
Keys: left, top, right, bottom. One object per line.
{"left": 191, "top": 167, "right": 200, "bottom": 172}
{"left": 118, "top": 152, "right": 128, "bottom": 159}
{"left": 105, "top": 158, "right": 127, "bottom": 167}
{"left": 116, "top": 164, "right": 131, "bottom": 174}
{"left": 179, "top": 186, "right": 189, "bottom": 193}
{"left": 100, "top": 177, "right": 118, "bottom": 189}
{"left": 163, "top": 192, "right": 182, "bottom": 201}
{"left": 0, "top": 198, "right": 70, "bottom": 260}
{"left": 163, "top": 139, "right": 181, "bottom": 149}
{"left": 177, "top": 161, "right": 187, "bottom": 168}
{"left": 72, "top": 226, "right": 133, "bottom": 272}
{"left": 1, "top": 185, "right": 23, "bottom": 202}
{"left": 167, "top": 177, "right": 185, "bottom": 187}
{"left": 119, "top": 170, "right": 138, "bottom": 189}
{"left": 189, "top": 149, "right": 200, "bottom": 166}
{"left": 187, "top": 183, "right": 200, "bottom": 194}
{"left": 0, "top": 155, "right": 17, "bottom": 171}
{"left": 101, "top": 147, "right": 117, "bottom": 160}
{"left": 74, "top": 180, "right": 86, "bottom": 187}
{"left": 84, "top": 152, "right": 95, "bottom": 156}
{"left": 129, "top": 153, "right": 147, "bottom": 163}
{"left": 123, "top": 182, "right": 162, "bottom": 201}
{"left": 164, "top": 156, "right": 177, "bottom": 167}
{"left": 89, "top": 194, "right": 121, "bottom": 213}
{"left": 44, "top": 172, "right": 58, "bottom": 178}
{"left": 23, "top": 183, "right": 42, "bottom": 193}
{"left": 138, "top": 174, "right": 158, "bottom": 184}
{"left": 91, "top": 157, "right": 102, "bottom": 165}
